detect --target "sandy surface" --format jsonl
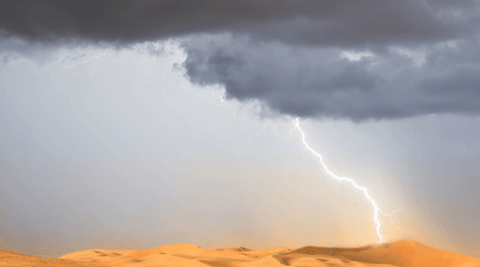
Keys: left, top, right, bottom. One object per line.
{"left": 1, "top": 239, "right": 479, "bottom": 267}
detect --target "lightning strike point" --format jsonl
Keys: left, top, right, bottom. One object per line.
{"left": 293, "top": 118, "right": 402, "bottom": 243}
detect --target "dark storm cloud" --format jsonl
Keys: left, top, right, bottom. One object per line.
{"left": 421, "top": 67, "right": 480, "bottom": 97}
{"left": 2, "top": 0, "right": 480, "bottom": 120}
{"left": 1, "top": 0, "right": 478, "bottom": 46}
{"left": 181, "top": 34, "right": 480, "bottom": 120}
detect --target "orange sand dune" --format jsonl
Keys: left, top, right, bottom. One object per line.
{"left": 1, "top": 239, "right": 479, "bottom": 267}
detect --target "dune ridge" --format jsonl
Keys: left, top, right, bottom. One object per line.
{"left": 1, "top": 239, "right": 479, "bottom": 267}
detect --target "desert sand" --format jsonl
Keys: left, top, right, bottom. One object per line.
{"left": 1, "top": 239, "right": 479, "bottom": 267}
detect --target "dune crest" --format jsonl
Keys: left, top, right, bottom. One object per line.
{"left": 283, "top": 239, "right": 480, "bottom": 267}
{"left": 1, "top": 239, "right": 479, "bottom": 267}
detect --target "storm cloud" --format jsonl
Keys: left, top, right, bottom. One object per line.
{"left": 181, "top": 34, "right": 480, "bottom": 120}
{"left": 2, "top": 0, "right": 480, "bottom": 120}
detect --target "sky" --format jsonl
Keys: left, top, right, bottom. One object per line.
{"left": 0, "top": 0, "right": 479, "bottom": 258}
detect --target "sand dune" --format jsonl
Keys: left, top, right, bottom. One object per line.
{"left": 1, "top": 239, "right": 479, "bottom": 267}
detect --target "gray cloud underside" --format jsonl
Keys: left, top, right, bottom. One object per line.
{"left": 1, "top": 0, "right": 478, "bottom": 46}
{"left": 182, "top": 34, "right": 480, "bottom": 121}
{"left": 2, "top": 0, "right": 480, "bottom": 120}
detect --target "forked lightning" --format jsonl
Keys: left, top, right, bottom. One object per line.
{"left": 294, "top": 118, "right": 401, "bottom": 243}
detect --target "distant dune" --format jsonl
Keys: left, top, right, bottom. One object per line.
{"left": 1, "top": 239, "right": 479, "bottom": 267}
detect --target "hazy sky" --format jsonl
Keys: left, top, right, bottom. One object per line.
{"left": 1, "top": 0, "right": 479, "bottom": 258}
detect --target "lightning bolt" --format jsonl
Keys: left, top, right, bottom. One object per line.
{"left": 293, "top": 118, "right": 401, "bottom": 243}
{"left": 60, "top": 48, "right": 111, "bottom": 69}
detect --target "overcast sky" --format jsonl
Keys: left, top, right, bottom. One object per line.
{"left": 1, "top": 0, "right": 479, "bottom": 258}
